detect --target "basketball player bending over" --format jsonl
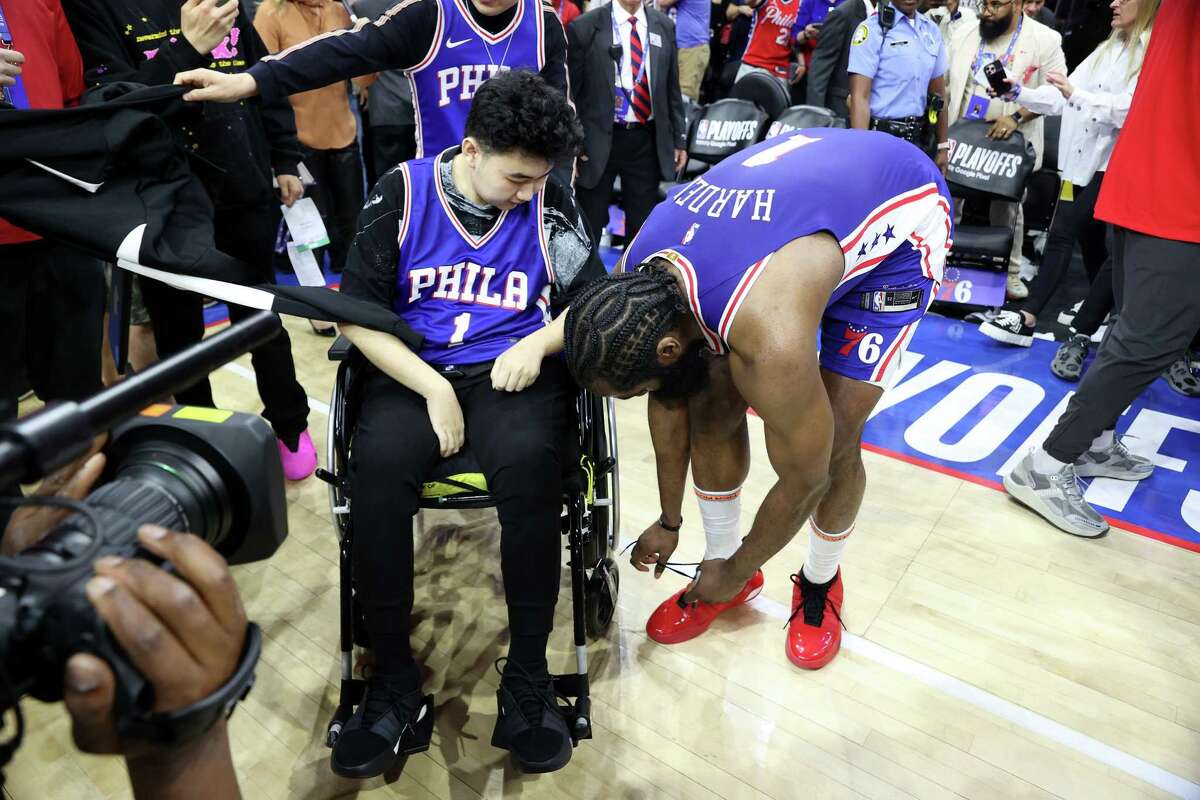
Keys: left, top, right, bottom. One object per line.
{"left": 564, "top": 129, "right": 952, "bottom": 670}
{"left": 335, "top": 71, "right": 599, "bottom": 778}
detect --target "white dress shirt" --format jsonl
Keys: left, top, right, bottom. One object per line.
{"left": 613, "top": 3, "right": 653, "bottom": 123}
{"left": 1016, "top": 33, "right": 1148, "bottom": 187}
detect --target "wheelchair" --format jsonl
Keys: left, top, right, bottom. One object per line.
{"left": 315, "top": 336, "right": 621, "bottom": 752}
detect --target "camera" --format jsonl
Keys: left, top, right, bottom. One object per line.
{"left": 0, "top": 312, "right": 288, "bottom": 771}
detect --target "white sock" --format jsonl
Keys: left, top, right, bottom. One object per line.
{"left": 1031, "top": 446, "right": 1069, "bottom": 474}
{"left": 1090, "top": 429, "right": 1115, "bottom": 452}
{"left": 695, "top": 485, "right": 742, "bottom": 561}
{"left": 802, "top": 520, "right": 852, "bottom": 585}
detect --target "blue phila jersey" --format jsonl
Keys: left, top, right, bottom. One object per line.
{"left": 409, "top": 0, "right": 547, "bottom": 158}
{"left": 392, "top": 151, "right": 553, "bottom": 365}
{"left": 623, "top": 128, "right": 953, "bottom": 354}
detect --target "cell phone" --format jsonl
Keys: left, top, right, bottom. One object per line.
{"left": 984, "top": 59, "right": 1013, "bottom": 96}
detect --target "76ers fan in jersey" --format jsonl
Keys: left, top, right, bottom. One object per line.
{"left": 739, "top": 0, "right": 803, "bottom": 82}
{"left": 410, "top": 0, "right": 548, "bottom": 157}
{"left": 391, "top": 150, "right": 553, "bottom": 361}
{"left": 564, "top": 128, "right": 952, "bottom": 671}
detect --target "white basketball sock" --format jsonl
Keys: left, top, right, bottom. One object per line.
{"left": 802, "top": 520, "right": 852, "bottom": 585}
{"left": 1032, "top": 446, "right": 1069, "bottom": 474}
{"left": 1090, "top": 429, "right": 1115, "bottom": 452}
{"left": 695, "top": 485, "right": 742, "bottom": 561}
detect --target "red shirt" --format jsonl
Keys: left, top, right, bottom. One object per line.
{"left": 553, "top": 0, "right": 580, "bottom": 27}
{"left": 1094, "top": 0, "right": 1200, "bottom": 244}
{"left": 0, "top": 0, "right": 86, "bottom": 245}
{"left": 742, "top": 0, "right": 801, "bottom": 78}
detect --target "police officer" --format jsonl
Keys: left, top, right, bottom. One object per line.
{"left": 846, "top": 0, "right": 950, "bottom": 173}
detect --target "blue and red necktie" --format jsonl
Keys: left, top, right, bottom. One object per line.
{"left": 627, "top": 16, "right": 652, "bottom": 123}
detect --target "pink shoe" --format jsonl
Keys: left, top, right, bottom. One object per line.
{"left": 278, "top": 429, "right": 317, "bottom": 481}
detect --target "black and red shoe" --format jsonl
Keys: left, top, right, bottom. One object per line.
{"left": 785, "top": 568, "right": 845, "bottom": 670}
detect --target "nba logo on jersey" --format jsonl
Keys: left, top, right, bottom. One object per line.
{"left": 683, "top": 223, "right": 700, "bottom": 244}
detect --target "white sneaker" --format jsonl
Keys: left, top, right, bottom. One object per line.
{"left": 1004, "top": 451, "right": 1109, "bottom": 538}
{"left": 1006, "top": 273, "right": 1029, "bottom": 300}
{"left": 1075, "top": 438, "right": 1155, "bottom": 481}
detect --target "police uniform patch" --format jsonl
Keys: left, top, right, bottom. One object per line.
{"left": 852, "top": 22, "right": 869, "bottom": 46}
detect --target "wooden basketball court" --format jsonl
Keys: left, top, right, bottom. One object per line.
{"left": 7, "top": 314, "right": 1199, "bottom": 800}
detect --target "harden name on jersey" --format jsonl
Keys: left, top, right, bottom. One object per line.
{"left": 405, "top": 259, "right": 545, "bottom": 312}
{"left": 670, "top": 175, "right": 777, "bottom": 222}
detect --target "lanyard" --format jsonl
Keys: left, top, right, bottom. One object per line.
{"left": 611, "top": 8, "right": 648, "bottom": 92}
{"left": 0, "top": 1, "right": 30, "bottom": 109}
{"left": 971, "top": 11, "right": 1023, "bottom": 76}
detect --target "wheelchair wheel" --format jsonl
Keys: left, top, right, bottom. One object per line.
{"left": 584, "top": 557, "right": 619, "bottom": 638}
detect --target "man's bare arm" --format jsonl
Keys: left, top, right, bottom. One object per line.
{"left": 648, "top": 394, "right": 690, "bottom": 526}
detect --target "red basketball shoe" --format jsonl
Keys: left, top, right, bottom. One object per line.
{"left": 785, "top": 568, "right": 844, "bottom": 670}
{"left": 645, "top": 570, "right": 764, "bottom": 645}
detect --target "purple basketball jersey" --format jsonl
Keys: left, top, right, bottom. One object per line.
{"left": 392, "top": 152, "right": 553, "bottom": 365}
{"left": 623, "top": 129, "right": 954, "bottom": 354}
{"left": 408, "top": 0, "right": 547, "bottom": 158}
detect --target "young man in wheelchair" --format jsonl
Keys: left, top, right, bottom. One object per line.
{"left": 335, "top": 71, "right": 601, "bottom": 777}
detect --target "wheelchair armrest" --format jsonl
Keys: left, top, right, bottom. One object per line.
{"left": 327, "top": 335, "right": 358, "bottom": 362}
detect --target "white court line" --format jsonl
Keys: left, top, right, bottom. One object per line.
{"left": 220, "top": 362, "right": 330, "bottom": 415}
{"left": 217, "top": 364, "right": 1200, "bottom": 800}
{"left": 747, "top": 594, "right": 1200, "bottom": 800}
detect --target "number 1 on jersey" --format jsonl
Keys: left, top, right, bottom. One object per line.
{"left": 450, "top": 312, "right": 471, "bottom": 345}
{"left": 742, "top": 133, "right": 822, "bottom": 167}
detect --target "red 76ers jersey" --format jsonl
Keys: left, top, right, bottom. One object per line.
{"left": 742, "top": 0, "right": 803, "bottom": 78}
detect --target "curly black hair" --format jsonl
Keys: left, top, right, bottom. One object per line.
{"left": 464, "top": 69, "right": 584, "bottom": 163}
{"left": 563, "top": 264, "right": 690, "bottom": 391}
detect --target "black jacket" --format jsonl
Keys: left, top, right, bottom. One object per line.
{"left": 567, "top": 5, "right": 686, "bottom": 189}
{"left": 0, "top": 86, "right": 419, "bottom": 345}
{"left": 62, "top": 0, "right": 302, "bottom": 210}
{"left": 806, "top": 0, "right": 869, "bottom": 120}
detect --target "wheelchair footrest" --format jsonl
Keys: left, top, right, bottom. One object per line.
{"left": 551, "top": 673, "right": 592, "bottom": 745}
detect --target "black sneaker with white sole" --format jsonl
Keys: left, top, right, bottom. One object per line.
{"left": 978, "top": 310, "right": 1035, "bottom": 347}
{"left": 491, "top": 659, "right": 572, "bottom": 773}
{"left": 331, "top": 675, "right": 434, "bottom": 779}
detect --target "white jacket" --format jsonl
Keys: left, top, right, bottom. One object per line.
{"left": 1015, "top": 32, "right": 1149, "bottom": 187}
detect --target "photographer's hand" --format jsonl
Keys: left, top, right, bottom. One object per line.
{"left": 63, "top": 525, "right": 245, "bottom": 800}
{"left": 1, "top": 438, "right": 107, "bottom": 557}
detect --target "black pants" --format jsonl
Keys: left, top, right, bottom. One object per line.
{"left": 348, "top": 360, "right": 571, "bottom": 676}
{"left": 1070, "top": 253, "right": 1115, "bottom": 336}
{"left": 368, "top": 124, "right": 417, "bottom": 186}
{"left": 576, "top": 124, "right": 662, "bottom": 247}
{"left": 139, "top": 204, "right": 310, "bottom": 442}
{"left": 300, "top": 144, "right": 365, "bottom": 274}
{"left": 1044, "top": 227, "right": 1200, "bottom": 462}
{"left": 0, "top": 239, "right": 105, "bottom": 421}
{"left": 1022, "top": 175, "right": 1110, "bottom": 319}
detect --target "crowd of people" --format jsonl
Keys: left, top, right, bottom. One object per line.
{"left": 1, "top": 0, "right": 1197, "bottom": 793}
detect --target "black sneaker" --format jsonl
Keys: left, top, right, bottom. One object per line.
{"left": 978, "top": 310, "right": 1035, "bottom": 347}
{"left": 331, "top": 675, "right": 433, "bottom": 779}
{"left": 1050, "top": 334, "right": 1090, "bottom": 381}
{"left": 491, "top": 659, "right": 572, "bottom": 773}
{"left": 1164, "top": 351, "right": 1200, "bottom": 397}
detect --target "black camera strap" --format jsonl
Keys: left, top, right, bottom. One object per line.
{"left": 117, "top": 622, "right": 261, "bottom": 748}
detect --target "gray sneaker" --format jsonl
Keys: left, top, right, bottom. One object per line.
{"left": 1074, "top": 437, "right": 1154, "bottom": 480}
{"left": 1003, "top": 451, "right": 1109, "bottom": 538}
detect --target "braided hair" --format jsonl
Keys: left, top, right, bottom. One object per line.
{"left": 563, "top": 263, "right": 688, "bottom": 391}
